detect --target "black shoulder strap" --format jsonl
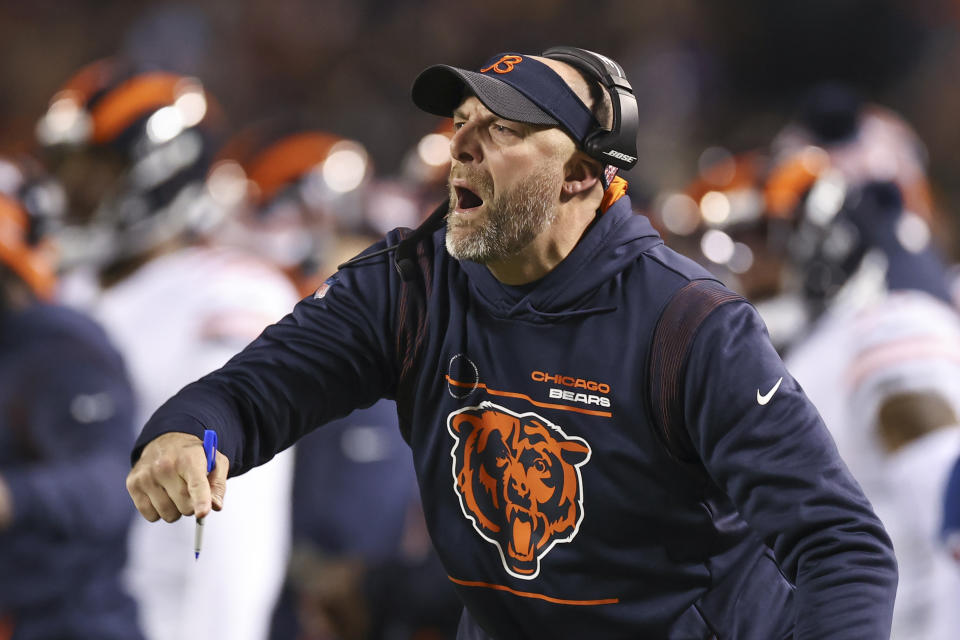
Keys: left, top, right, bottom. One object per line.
{"left": 648, "top": 279, "right": 745, "bottom": 460}
{"left": 338, "top": 202, "right": 447, "bottom": 441}
{"left": 393, "top": 227, "right": 434, "bottom": 443}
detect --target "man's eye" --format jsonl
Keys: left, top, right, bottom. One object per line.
{"left": 453, "top": 121, "right": 465, "bottom": 130}
{"left": 492, "top": 124, "right": 514, "bottom": 135}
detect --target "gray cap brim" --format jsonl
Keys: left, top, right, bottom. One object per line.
{"left": 411, "top": 65, "right": 559, "bottom": 127}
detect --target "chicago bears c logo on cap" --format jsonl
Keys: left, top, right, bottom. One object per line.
{"left": 481, "top": 55, "right": 523, "bottom": 74}
{"left": 448, "top": 402, "right": 591, "bottom": 579}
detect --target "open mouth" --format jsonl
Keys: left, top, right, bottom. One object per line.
{"left": 455, "top": 186, "right": 484, "bottom": 211}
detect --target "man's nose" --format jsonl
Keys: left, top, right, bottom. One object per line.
{"left": 450, "top": 123, "right": 482, "bottom": 164}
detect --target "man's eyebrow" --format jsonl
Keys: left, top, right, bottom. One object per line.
{"left": 453, "top": 106, "right": 493, "bottom": 122}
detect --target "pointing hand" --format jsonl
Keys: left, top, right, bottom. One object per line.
{"left": 126, "top": 431, "right": 229, "bottom": 522}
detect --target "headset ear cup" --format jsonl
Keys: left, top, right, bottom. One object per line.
{"left": 541, "top": 46, "right": 639, "bottom": 171}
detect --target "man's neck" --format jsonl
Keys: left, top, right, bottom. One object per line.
{"left": 485, "top": 201, "right": 599, "bottom": 285}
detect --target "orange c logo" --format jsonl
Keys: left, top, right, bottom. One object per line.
{"left": 481, "top": 55, "right": 523, "bottom": 74}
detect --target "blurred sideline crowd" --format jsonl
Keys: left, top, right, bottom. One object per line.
{"left": 0, "top": 56, "right": 461, "bottom": 640}
{"left": 3, "top": 37, "right": 960, "bottom": 640}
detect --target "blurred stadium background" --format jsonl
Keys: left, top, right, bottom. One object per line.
{"left": 4, "top": 3, "right": 960, "bottom": 638}
{"left": 1, "top": 0, "right": 959, "bottom": 259}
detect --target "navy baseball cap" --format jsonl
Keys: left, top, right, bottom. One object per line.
{"left": 411, "top": 52, "right": 600, "bottom": 148}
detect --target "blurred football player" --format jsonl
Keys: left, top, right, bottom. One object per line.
{"left": 208, "top": 119, "right": 377, "bottom": 297}
{"left": 210, "top": 121, "right": 459, "bottom": 639}
{"left": 843, "top": 292, "right": 960, "bottom": 640}
{"left": 661, "top": 87, "right": 960, "bottom": 638}
{"left": 0, "top": 154, "right": 144, "bottom": 639}
{"left": 772, "top": 86, "right": 960, "bottom": 640}
{"left": 35, "top": 58, "right": 298, "bottom": 640}
{"left": 659, "top": 147, "right": 808, "bottom": 350}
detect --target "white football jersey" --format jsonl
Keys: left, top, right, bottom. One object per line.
{"left": 93, "top": 245, "right": 299, "bottom": 640}
{"left": 787, "top": 289, "right": 960, "bottom": 640}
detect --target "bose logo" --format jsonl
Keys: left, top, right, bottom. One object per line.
{"left": 603, "top": 149, "right": 636, "bottom": 162}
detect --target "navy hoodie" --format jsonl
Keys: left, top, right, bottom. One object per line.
{"left": 1, "top": 303, "right": 142, "bottom": 640}
{"left": 136, "top": 197, "right": 897, "bottom": 639}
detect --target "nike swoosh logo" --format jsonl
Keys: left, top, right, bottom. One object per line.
{"left": 757, "top": 377, "right": 783, "bottom": 405}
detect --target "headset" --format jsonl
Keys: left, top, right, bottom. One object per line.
{"left": 340, "top": 47, "right": 640, "bottom": 282}
{"left": 541, "top": 46, "right": 639, "bottom": 171}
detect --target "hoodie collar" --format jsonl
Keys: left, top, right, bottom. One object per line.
{"left": 457, "top": 195, "right": 661, "bottom": 321}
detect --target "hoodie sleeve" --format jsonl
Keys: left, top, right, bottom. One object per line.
{"left": 133, "top": 249, "right": 400, "bottom": 475}
{"left": 682, "top": 300, "right": 897, "bottom": 639}
{"left": 3, "top": 335, "right": 137, "bottom": 539}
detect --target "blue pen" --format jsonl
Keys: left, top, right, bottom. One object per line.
{"left": 194, "top": 429, "right": 218, "bottom": 560}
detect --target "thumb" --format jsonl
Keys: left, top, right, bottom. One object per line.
{"left": 209, "top": 451, "right": 230, "bottom": 511}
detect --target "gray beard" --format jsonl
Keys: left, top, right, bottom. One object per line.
{"left": 445, "top": 165, "right": 560, "bottom": 264}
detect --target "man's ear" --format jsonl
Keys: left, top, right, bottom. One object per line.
{"left": 562, "top": 153, "right": 601, "bottom": 196}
